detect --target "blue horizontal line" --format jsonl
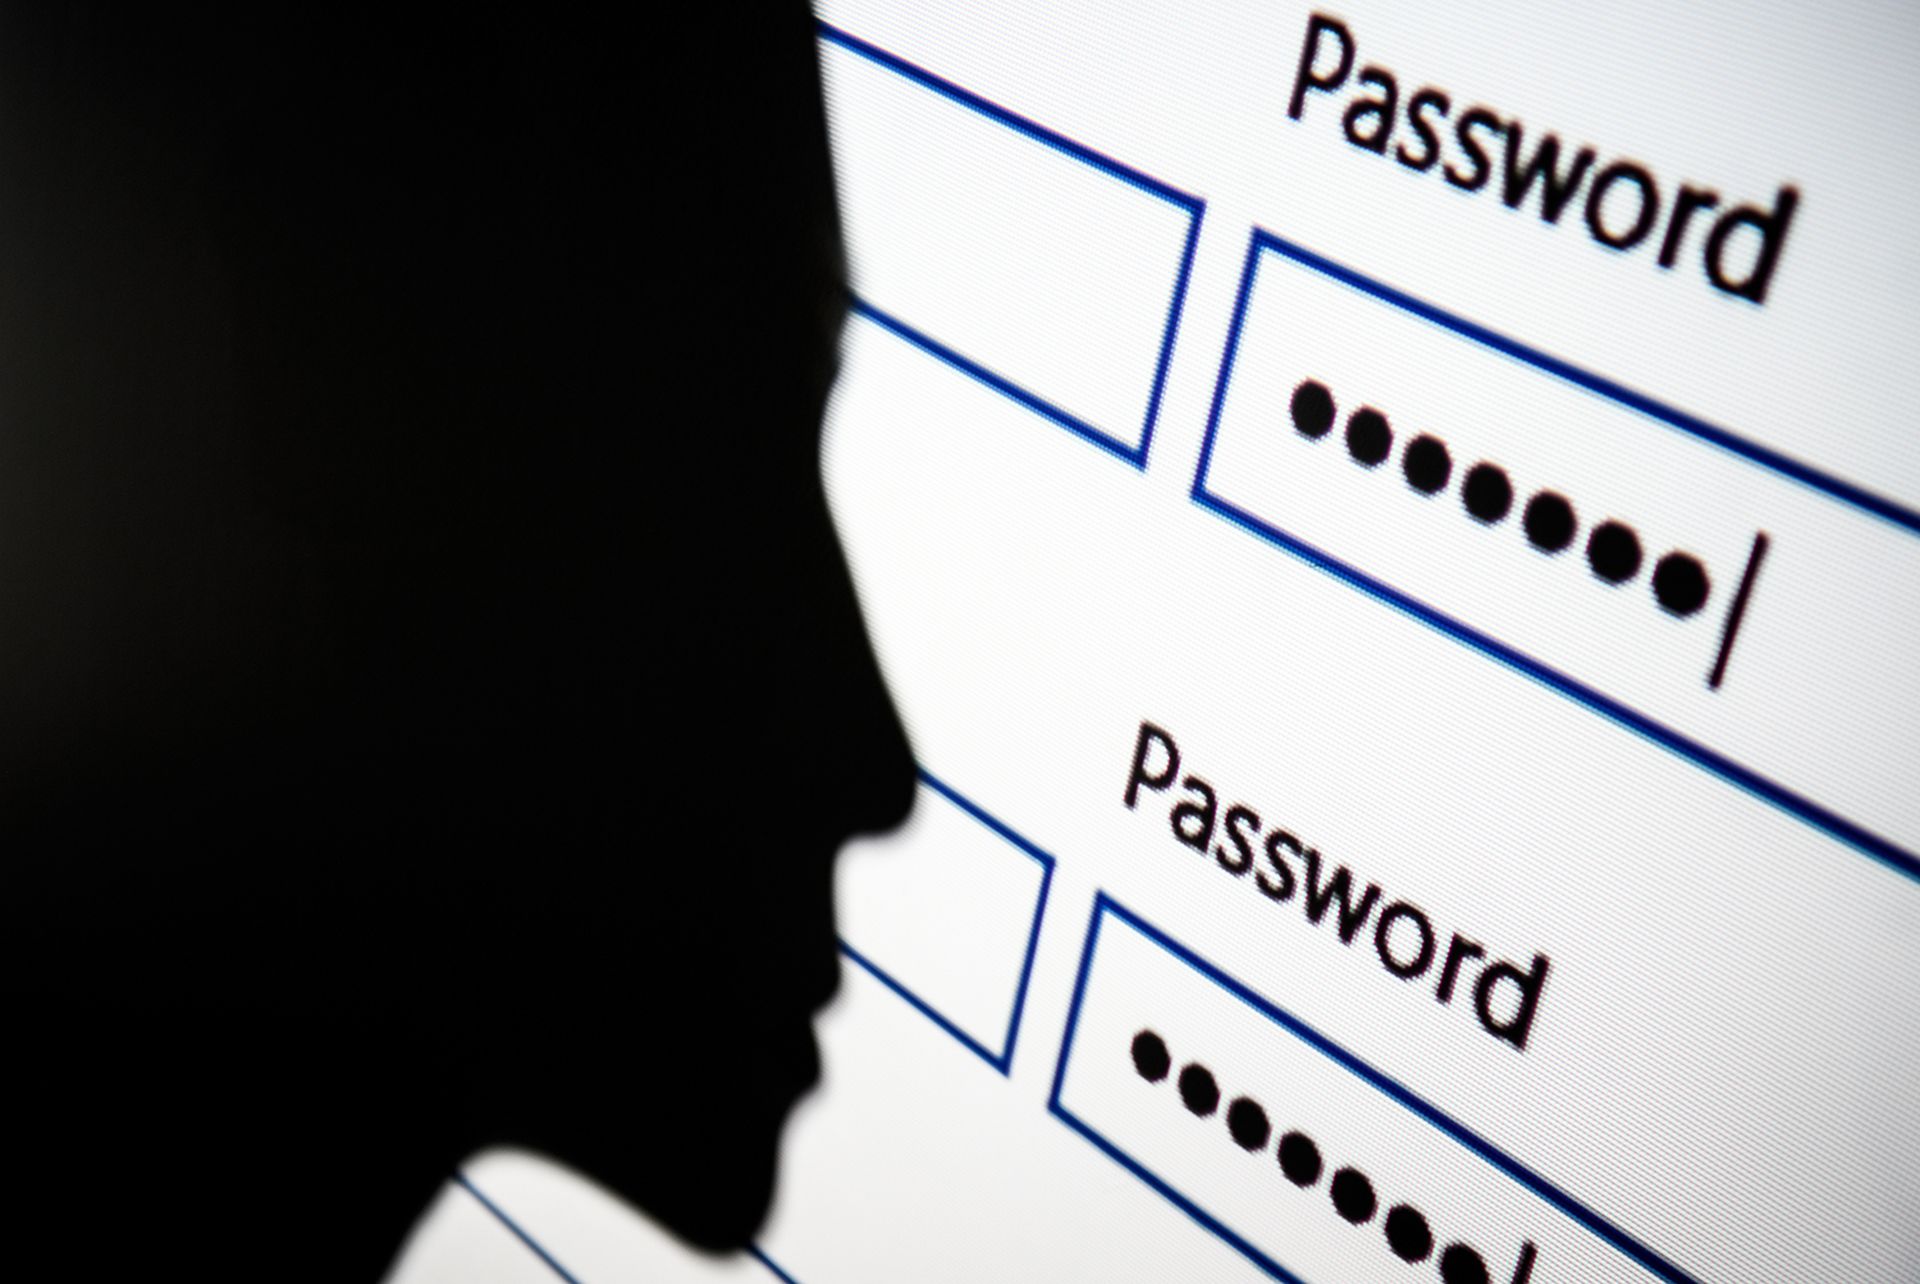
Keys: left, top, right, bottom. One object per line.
{"left": 850, "top": 298, "right": 1144, "bottom": 466}
{"left": 817, "top": 20, "right": 1203, "bottom": 215}
{"left": 1254, "top": 229, "right": 1920, "bottom": 537}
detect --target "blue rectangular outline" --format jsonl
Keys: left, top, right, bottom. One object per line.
{"left": 1049, "top": 893, "right": 1704, "bottom": 1284}
{"left": 818, "top": 20, "right": 1205, "bottom": 468}
{"left": 837, "top": 766, "right": 1057, "bottom": 1075}
{"left": 1192, "top": 228, "right": 1920, "bottom": 885}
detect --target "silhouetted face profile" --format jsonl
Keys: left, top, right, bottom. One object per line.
{"left": 0, "top": 5, "right": 912, "bottom": 1278}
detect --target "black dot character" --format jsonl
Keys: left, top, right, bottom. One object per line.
{"left": 1178, "top": 1063, "right": 1219, "bottom": 1117}
{"left": 1652, "top": 552, "right": 1710, "bottom": 616}
{"left": 1523, "top": 490, "right": 1577, "bottom": 553}
{"left": 1383, "top": 1205, "right": 1433, "bottom": 1262}
{"left": 1291, "top": 380, "right": 1336, "bottom": 439}
{"left": 1439, "top": 1244, "right": 1491, "bottom": 1284}
{"left": 1226, "top": 1097, "right": 1270, "bottom": 1151}
{"left": 1461, "top": 463, "right": 1513, "bottom": 524}
{"left": 1130, "top": 1030, "right": 1170, "bottom": 1083}
{"left": 1402, "top": 434, "right": 1452, "bottom": 495}
{"left": 1329, "top": 1167, "right": 1377, "bottom": 1224}
{"left": 1277, "top": 1131, "right": 1322, "bottom": 1186}
{"left": 1586, "top": 520, "right": 1642, "bottom": 584}
{"left": 1345, "top": 408, "right": 1393, "bottom": 467}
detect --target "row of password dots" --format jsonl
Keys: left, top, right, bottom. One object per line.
{"left": 1133, "top": 1029, "right": 1527, "bottom": 1284}
{"left": 1289, "top": 379, "right": 1711, "bottom": 618}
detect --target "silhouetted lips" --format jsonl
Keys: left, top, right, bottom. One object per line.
{"left": 735, "top": 1013, "right": 822, "bottom": 1126}
{"left": 804, "top": 940, "right": 845, "bottom": 1015}
{"left": 794, "top": 1022, "right": 822, "bottom": 1096}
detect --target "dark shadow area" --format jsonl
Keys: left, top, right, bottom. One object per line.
{"left": 0, "top": 5, "right": 913, "bottom": 1277}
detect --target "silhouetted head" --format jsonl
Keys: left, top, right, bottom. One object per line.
{"left": 0, "top": 4, "right": 912, "bottom": 1273}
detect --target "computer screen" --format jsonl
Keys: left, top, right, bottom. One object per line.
{"left": 395, "top": 2, "right": 1920, "bottom": 1280}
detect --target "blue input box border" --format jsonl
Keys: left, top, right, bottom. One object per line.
{"left": 838, "top": 768, "right": 1057, "bottom": 1076}
{"left": 1191, "top": 228, "right": 1920, "bottom": 885}
{"left": 1049, "top": 892, "right": 1703, "bottom": 1284}
{"left": 819, "top": 20, "right": 1205, "bottom": 469}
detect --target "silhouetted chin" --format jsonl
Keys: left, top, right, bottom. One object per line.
{"left": 641, "top": 1018, "right": 823, "bottom": 1253}
{"left": 473, "top": 986, "right": 827, "bottom": 1253}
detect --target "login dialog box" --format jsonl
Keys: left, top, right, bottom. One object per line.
{"left": 409, "top": 3, "right": 1920, "bottom": 1281}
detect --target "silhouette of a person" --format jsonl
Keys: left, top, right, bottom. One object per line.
{"left": 0, "top": 5, "right": 912, "bottom": 1277}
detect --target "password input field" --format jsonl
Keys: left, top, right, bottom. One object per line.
{"left": 1052, "top": 896, "right": 1688, "bottom": 1284}
{"left": 1194, "top": 231, "right": 1920, "bottom": 870}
